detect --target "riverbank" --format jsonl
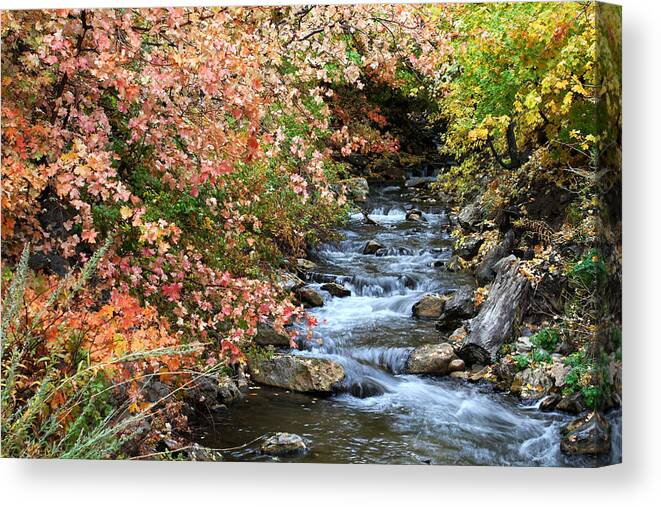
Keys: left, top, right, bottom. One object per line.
{"left": 183, "top": 179, "right": 621, "bottom": 466}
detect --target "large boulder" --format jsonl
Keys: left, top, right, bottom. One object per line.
{"left": 255, "top": 322, "right": 291, "bottom": 347}
{"left": 457, "top": 201, "right": 485, "bottom": 231}
{"left": 459, "top": 256, "right": 529, "bottom": 363}
{"left": 276, "top": 270, "right": 305, "bottom": 292}
{"left": 248, "top": 354, "right": 345, "bottom": 393}
{"left": 412, "top": 294, "right": 446, "bottom": 319}
{"left": 561, "top": 411, "right": 611, "bottom": 455}
{"left": 475, "top": 230, "right": 516, "bottom": 285}
{"left": 435, "top": 286, "right": 476, "bottom": 331}
{"left": 405, "top": 343, "right": 459, "bottom": 375}
{"left": 260, "top": 432, "right": 308, "bottom": 457}
{"left": 296, "top": 287, "right": 324, "bottom": 307}
{"left": 454, "top": 234, "right": 484, "bottom": 260}
{"left": 321, "top": 282, "right": 351, "bottom": 298}
{"left": 363, "top": 240, "right": 383, "bottom": 255}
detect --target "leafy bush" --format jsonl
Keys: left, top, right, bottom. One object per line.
{"left": 581, "top": 385, "right": 603, "bottom": 410}
{"left": 513, "top": 354, "right": 530, "bottom": 370}
{"left": 532, "top": 348, "right": 552, "bottom": 364}
{"left": 561, "top": 349, "right": 607, "bottom": 409}
{"left": 531, "top": 328, "right": 560, "bottom": 352}
{"left": 569, "top": 249, "right": 608, "bottom": 289}
{"left": 1, "top": 245, "right": 200, "bottom": 458}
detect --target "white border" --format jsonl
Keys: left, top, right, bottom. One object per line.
{"left": 1, "top": 1, "right": 659, "bottom": 505}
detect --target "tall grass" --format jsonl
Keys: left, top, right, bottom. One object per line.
{"left": 1, "top": 241, "right": 197, "bottom": 459}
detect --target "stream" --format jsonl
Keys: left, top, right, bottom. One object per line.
{"left": 197, "top": 182, "right": 622, "bottom": 466}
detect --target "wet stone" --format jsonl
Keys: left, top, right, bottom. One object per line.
{"left": 363, "top": 240, "right": 383, "bottom": 255}
{"left": 260, "top": 432, "right": 308, "bottom": 457}
{"left": 561, "top": 411, "right": 610, "bottom": 456}
{"left": 296, "top": 287, "right": 324, "bottom": 307}
{"left": 320, "top": 282, "right": 351, "bottom": 298}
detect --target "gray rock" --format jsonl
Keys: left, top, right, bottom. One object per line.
{"left": 540, "top": 393, "right": 562, "bottom": 411}
{"left": 515, "top": 336, "right": 533, "bottom": 353}
{"left": 375, "top": 247, "right": 414, "bottom": 256}
{"left": 459, "top": 256, "right": 529, "bottom": 363}
{"left": 468, "top": 366, "right": 493, "bottom": 383}
{"left": 320, "top": 282, "right": 351, "bottom": 298}
{"left": 556, "top": 392, "right": 587, "bottom": 414}
{"left": 406, "top": 209, "right": 424, "bottom": 222}
{"left": 296, "top": 287, "right": 324, "bottom": 307}
{"left": 248, "top": 354, "right": 345, "bottom": 393}
{"left": 255, "top": 322, "right": 291, "bottom": 347}
{"left": 363, "top": 240, "right": 383, "bottom": 255}
{"left": 448, "top": 325, "right": 468, "bottom": 343}
{"left": 448, "top": 358, "right": 466, "bottom": 373}
{"left": 412, "top": 294, "right": 446, "bottom": 319}
{"left": 475, "top": 231, "right": 516, "bottom": 285}
{"left": 561, "top": 411, "right": 610, "bottom": 455}
{"left": 493, "top": 358, "right": 518, "bottom": 386}
{"left": 260, "top": 432, "right": 308, "bottom": 456}
{"left": 406, "top": 343, "right": 458, "bottom": 375}
{"left": 435, "top": 286, "right": 475, "bottom": 331}
{"left": 405, "top": 176, "right": 436, "bottom": 188}
{"left": 187, "top": 443, "right": 223, "bottom": 461}
{"left": 443, "top": 255, "right": 463, "bottom": 272}
{"left": 141, "top": 380, "right": 172, "bottom": 404}
{"left": 217, "top": 377, "right": 243, "bottom": 404}
{"left": 457, "top": 201, "right": 484, "bottom": 231}
{"left": 183, "top": 375, "right": 242, "bottom": 411}
{"left": 236, "top": 363, "right": 250, "bottom": 390}
{"left": 276, "top": 270, "right": 305, "bottom": 292}
{"left": 454, "top": 234, "right": 484, "bottom": 260}
{"left": 550, "top": 361, "right": 572, "bottom": 387}
{"left": 449, "top": 371, "right": 470, "bottom": 380}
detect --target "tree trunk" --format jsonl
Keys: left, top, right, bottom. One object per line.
{"left": 459, "top": 255, "right": 529, "bottom": 364}
{"left": 487, "top": 119, "right": 528, "bottom": 170}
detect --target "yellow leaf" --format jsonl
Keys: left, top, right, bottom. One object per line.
{"left": 120, "top": 206, "right": 133, "bottom": 220}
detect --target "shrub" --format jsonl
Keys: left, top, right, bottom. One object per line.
{"left": 532, "top": 348, "right": 552, "bottom": 364}
{"left": 561, "top": 349, "right": 607, "bottom": 409}
{"left": 513, "top": 354, "right": 530, "bottom": 370}
{"left": 569, "top": 249, "right": 608, "bottom": 289}
{"left": 1, "top": 244, "right": 201, "bottom": 458}
{"left": 531, "top": 328, "right": 560, "bottom": 352}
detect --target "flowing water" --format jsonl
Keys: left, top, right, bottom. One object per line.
{"left": 197, "top": 183, "right": 621, "bottom": 466}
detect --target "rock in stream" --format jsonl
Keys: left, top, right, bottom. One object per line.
{"left": 248, "top": 354, "right": 345, "bottom": 393}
